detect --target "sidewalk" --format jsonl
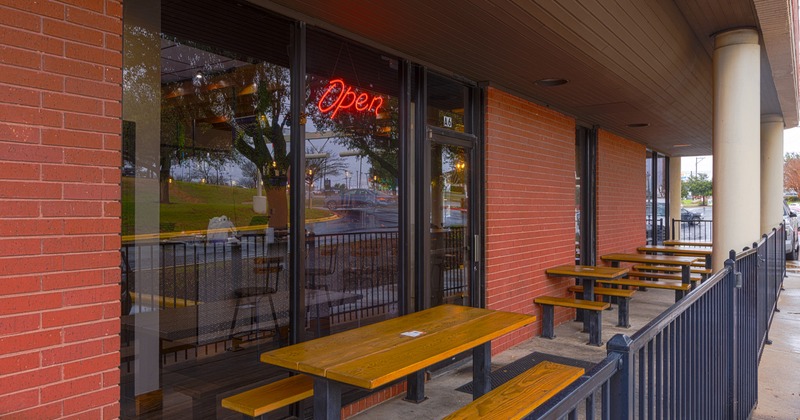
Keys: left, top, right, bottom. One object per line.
{"left": 752, "top": 264, "right": 800, "bottom": 420}
{"left": 353, "top": 268, "right": 800, "bottom": 419}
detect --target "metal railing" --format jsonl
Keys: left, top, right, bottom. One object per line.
{"left": 530, "top": 226, "right": 785, "bottom": 419}
{"left": 121, "top": 228, "right": 469, "bottom": 342}
{"left": 671, "top": 218, "right": 713, "bottom": 242}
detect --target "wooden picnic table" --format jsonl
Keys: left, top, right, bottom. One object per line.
{"left": 545, "top": 265, "right": 630, "bottom": 333}
{"left": 260, "top": 304, "right": 536, "bottom": 419}
{"left": 637, "top": 244, "right": 713, "bottom": 269}
{"left": 545, "top": 265, "right": 631, "bottom": 301}
{"left": 600, "top": 253, "right": 699, "bottom": 286}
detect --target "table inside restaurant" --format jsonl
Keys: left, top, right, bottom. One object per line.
{"left": 260, "top": 304, "right": 536, "bottom": 419}
{"left": 636, "top": 245, "right": 713, "bottom": 269}
{"left": 600, "top": 253, "right": 699, "bottom": 285}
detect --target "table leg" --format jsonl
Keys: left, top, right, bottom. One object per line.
{"left": 405, "top": 370, "right": 427, "bottom": 403}
{"left": 472, "top": 342, "right": 491, "bottom": 399}
{"left": 681, "top": 265, "right": 692, "bottom": 289}
{"left": 313, "top": 377, "right": 341, "bottom": 420}
{"left": 582, "top": 278, "right": 595, "bottom": 333}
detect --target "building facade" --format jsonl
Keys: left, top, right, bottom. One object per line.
{"left": 0, "top": 0, "right": 796, "bottom": 418}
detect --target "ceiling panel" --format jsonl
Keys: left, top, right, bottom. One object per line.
{"left": 239, "top": 0, "right": 797, "bottom": 156}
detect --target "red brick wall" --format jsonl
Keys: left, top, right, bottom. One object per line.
{"left": 0, "top": 1, "right": 122, "bottom": 418}
{"left": 596, "top": 129, "right": 647, "bottom": 260}
{"left": 484, "top": 87, "right": 577, "bottom": 353}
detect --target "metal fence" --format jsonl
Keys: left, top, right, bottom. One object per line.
{"left": 530, "top": 226, "right": 785, "bottom": 419}
{"left": 121, "top": 228, "right": 468, "bottom": 344}
{"left": 671, "top": 218, "right": 713, "bottom": 242}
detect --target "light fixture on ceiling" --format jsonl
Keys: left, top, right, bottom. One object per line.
{"left": 626, "top": 123, "right": 650, "bottom": 128}
{"left": 194, "top": 70, "right": 203, "bottom": 80}
{"left": 534, "top": 78, "right": 568, "bottom": 87}
{"left": 673, "top": 144, "right": 691, "bottom": 148}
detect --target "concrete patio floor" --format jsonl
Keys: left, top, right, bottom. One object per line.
{"left": 352, "top": 265, "right": 800, "bottom": 419}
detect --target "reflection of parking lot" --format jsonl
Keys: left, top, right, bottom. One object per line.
{"left": 679, "top": 207, "right": 712, "bottom": 241}
{"left": 311, "top": 205, "right": 399, "bottom": 235}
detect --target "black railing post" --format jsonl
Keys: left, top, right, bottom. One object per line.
{"left": 608, "top": 334, "right": 634, "bottom": 419}
{"left": 724, "top": 258, "right": 738, "bottom": 419}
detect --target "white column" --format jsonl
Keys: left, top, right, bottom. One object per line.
{"left": 761, "top": 115, "right": 785, "bottom": 233}
{"left": 712, "top": 28, "right": 761, "bottom": 271}
{"left": 669, "top": 158, "right": 682, "bottom": 240}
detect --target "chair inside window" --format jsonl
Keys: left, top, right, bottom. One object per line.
{"left": 229, "top": 256, "right": 282, "bottom": 350}
{"left": 344, "top": 242, "right": 380, "bottom": 292}
{"left": 305, "top": 244, "right": 338, "bottom": 337}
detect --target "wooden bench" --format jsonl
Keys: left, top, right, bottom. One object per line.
{"left": 221, "top": 374, "right": 313, "bottom": 419}
{"left": 628, "top": 270, "right": 703, "bottom": 284}
{"left": 597, "top": 278, "right": 691, "bottom": 302}
{"left": 443, "top": 361, "right": 584, "bottom": 420}
{"left": 567, "top": 286, "right": 635, "bottom": 328}
{"left": 632, "top": 264, "right": 712, "bottom": 275}
{"left": 533, "top": 296, "right": 610, "bottom": 346}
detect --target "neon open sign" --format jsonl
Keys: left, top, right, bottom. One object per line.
{"left": 317, "top": 79, "right": 384, "bottom": 119}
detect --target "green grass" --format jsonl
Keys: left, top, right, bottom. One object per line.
{"left": 122, "top": 178, "right": 331, "bottom": 236}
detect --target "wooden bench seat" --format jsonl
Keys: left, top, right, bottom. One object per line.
{"left": 221, "top": 374, "right": 313, "bottom": 419}
{"left": 597, "top": 278, "right": 691, "bottom": 302}
{"left": 534, "top": 296, "right": 609, "bottom": 346}
{"left": 627, "top": 270, "right": 703, "bottom": 283}
{"left": 443, "top": 361, "right": 584, "bottom": 420}
{"left": 567, "top": 286, "right": 635, "bottom": 328}
{"left": 632, "top": 264, "right": 712, "bottom": 275}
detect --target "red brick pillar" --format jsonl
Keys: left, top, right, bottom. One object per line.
{"left": 0, "top": 1, "right": 123, "bottom": 418}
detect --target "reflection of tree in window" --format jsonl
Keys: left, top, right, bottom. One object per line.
{"left": 305, "top": 146, "right": 348, "bottom": 190}
{"left": 229, "top": 64, "right": 292, "bottom": 228}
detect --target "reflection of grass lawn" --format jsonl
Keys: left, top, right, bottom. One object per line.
{"left": 122, "top": 178, "right": 330, "bottom": 236}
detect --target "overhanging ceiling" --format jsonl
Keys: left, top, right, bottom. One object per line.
{"left": 252, "top": 0, "right": 798, "bottom": 157}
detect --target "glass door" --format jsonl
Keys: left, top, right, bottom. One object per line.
{"left": 424, "top": 128, "right": 474, "bottom": 308}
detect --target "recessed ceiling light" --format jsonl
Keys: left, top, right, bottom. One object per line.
{"left": 195, "top": 71, "right": 203, "bottom": 80}
{"left": 673, "top": 144, "right": 691, "bottom": 148}
{"left": 534, "top": 78, "right": 568, "bottom": 87}
{"left": 626, "top": 123, "right": 649, "bottom": 128}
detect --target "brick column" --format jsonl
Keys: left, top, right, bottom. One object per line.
{"left": 0, "top": 2, "right": 123, "bottom": 418}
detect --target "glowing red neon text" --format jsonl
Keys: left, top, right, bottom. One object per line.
{"left": 317, "top": 79, "right": 384, "bottom": 119}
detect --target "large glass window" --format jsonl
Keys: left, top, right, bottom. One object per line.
{"left": 121, "top": 4, "right": 476, "bottom": 418}
{"left": 303, "top": 28, "right": 401, "bottom": 334}
{"left": 427, "top": 72, "right": 470, "bottom": 133}
{"left": 646, "top": 151, "right": 668, "bottom": 244}
{"left": 122, "top": 2, "right": 296, "bottom": 418}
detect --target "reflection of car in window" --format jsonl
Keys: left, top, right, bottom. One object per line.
{"left": 325, "top": 189, "right": 378, "bottom": 210}
{"left": 680, "top": 208, "right": 702, "bottom": 225}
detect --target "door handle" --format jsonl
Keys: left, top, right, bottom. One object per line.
{"left": 473, "top": 234, "right": 481, "bottom": 262}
